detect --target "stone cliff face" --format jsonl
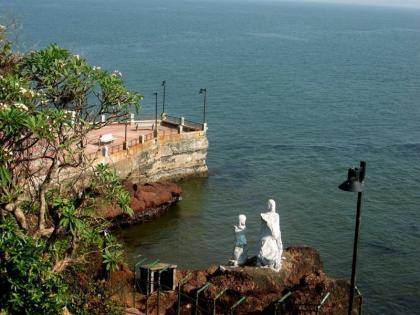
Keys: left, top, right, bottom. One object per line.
{"left": 100, "top": 130, "right": 208, "bottom": 184}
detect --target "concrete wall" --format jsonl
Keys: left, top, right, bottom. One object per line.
{"left": 95, "top": 130, "right": 208, "bottom": 183}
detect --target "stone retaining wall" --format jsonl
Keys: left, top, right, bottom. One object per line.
{"left": 94, "top": 130, "right": 208, "bottom": 183}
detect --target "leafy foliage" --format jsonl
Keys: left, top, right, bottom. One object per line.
{"left": 92, "top": 163, "right": 134, "bottom": 216}
{"left": 0, "top": 32, "right": 141, "bottom": 314}
{"left": 0, "top": 218, "right": 67, "bottom": 314}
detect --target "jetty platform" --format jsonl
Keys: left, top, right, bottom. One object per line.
{"left": 83, "top": 115, "right": 209, "bottom": 183}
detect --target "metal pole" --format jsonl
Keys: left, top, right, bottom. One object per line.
{"left": 162, "top": 80, "right": 166, "bottom": 114}
{"left": 195, "top": 283, "right": 210, "bottom": 315}
{"left": 316, "top": 292, "right": 330, "bottom": 314}
{"left": 154, "top": 92, "right": 158, "bottom": 137}
{"left": 230, "top": 296, "right": 246, "bottom": 315}
{"left": 157, "top": 272, "right": 161, "bottom": 315}
{"left": 212, "top": 288, "right": 227, "bottom": 315}
{"left": 348, "top": 192, "right": 363, "bottom": 315}
{"left": 145, "top": 260, "right": 160, "bottom": 315}
{"left": 133, "top": 258, "right": 148, "bottom": 307}
{"left": 145, "top": 293, "right": 148, "bottom": 314}
{"left": 203, "top": 89, "right": 207, "bottom": 124}
{"left": 275, "top": 291, "right": 292, "bottom": 315}
{"left": 124, "top": 121, "right": 128, "bottom": 150}
{"left": 177, "top": 282, "right": 181, "bottom": 315}
{"left": 157, "top": 267, "right": 169, "bottom": 315}
{"left": 177, "top": 273, "right": 192, "bottom": 315}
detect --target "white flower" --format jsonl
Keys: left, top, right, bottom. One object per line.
{"left": 13, "top": 102, "right": 28, "bottom": 111}
{"left": 0, "top": 25, "right": 6, "bottom": 31}
{"left": 20, "top": 87, "right": 27, "bottom": 94}
{"left": 112, "top": 70, "right": 122, "bottom": 77}
{"left": 74, "top": 54, "right": 80, "bottom": 60}
{"left": 93, "top": 66, "right": 101, "bottom": 71}
{"left": 0, "top": 102, "right": 10, "bottom": 111}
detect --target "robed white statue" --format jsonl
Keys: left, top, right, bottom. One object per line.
{"left": 257, "top": 199, "right": 283, "bottom": 271}
{"left": 229, "top": 214, "right": 248, "bottom": 267}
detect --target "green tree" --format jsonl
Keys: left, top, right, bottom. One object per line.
{"left": 0, "top": 25, "right": 142, "bottom": 314}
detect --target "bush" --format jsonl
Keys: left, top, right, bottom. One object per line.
{"left": 0, "top": 218, "right": 67, "bottom": 314}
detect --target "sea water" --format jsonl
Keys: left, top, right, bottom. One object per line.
{"left": 2, "top": 0, "right": 420, "bottom": 313}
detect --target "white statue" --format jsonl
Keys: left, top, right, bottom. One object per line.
{"left": 257, "top": 199, "right": 283, "bottom": 271}
{"left": 229, "top": 214, "right": 248, "bottom": 267}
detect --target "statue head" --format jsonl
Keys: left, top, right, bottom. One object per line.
{"left": 238, "top": 214, "right": 246, "bottom": 229}
{"left": 267, "top": 199, "right": 276, "bottom": 213}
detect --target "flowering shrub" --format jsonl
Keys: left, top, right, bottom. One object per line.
{"left": 0, "top": 30, "right": 141, "bottom": 314}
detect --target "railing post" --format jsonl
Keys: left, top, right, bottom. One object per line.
{"left": 101, "top": 146, "right": 109, "bottom": 157}
{"left": 275, "top": 291, "right": 292, "bottom": 315}
{"left": 316, "top": 292, "right": 330, "bottom": 314}
{"left": 212, "top": 288, "right": 227, "bottom": 315}
{"left": 145, "top": 260, "right": 160, "bottom": 315}
{"left": 355, "top": 286, "right": 363, "bottom": 315}
{"left": 195, "top": 283, "right": 210, "bottom": 315}
{"left": 230, "top": 296, "right": 246, "bottom": 315}
{"left": 133, "top": 258, "right": 148, "bottom": 308}
{"left": 101, "top": 114, "right": 106, "bottom": 123}
{"left": 177, "top": 273, "right": 192, "bottom": 315}
{"left": 157, "top": 267, "right": 170, "bottom": 315}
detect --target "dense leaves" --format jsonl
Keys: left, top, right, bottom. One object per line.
{"left": 0, "top": 28, "right": 141, "bottom": 314}
{"left": 0, "top": 218, "right": 67, "bottom": 314}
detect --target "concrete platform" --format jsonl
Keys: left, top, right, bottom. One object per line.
{"left": 85, "top": 121, "right": 177, "bottom": 155}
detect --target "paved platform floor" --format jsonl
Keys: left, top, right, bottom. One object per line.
{"left": 85, "top": 122, "right": 177, "bottom": 155}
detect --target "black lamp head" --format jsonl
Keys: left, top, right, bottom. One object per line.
{"left": 199, "top": 88, "right": 206, "bottom": 94}
{"left": 338, "top": 161, "right": 366, "bottom": 192}
{"left": 162, "top": 80, "right": 166, "bottom": 86}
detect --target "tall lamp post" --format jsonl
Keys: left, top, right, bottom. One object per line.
{"left": 161, "top": 80, "right": 166, "bottom": 115}
{"left": 154, "top": 92, "right": 158, "bottom": 137}
{"left": 199, "top": 88, "right": 207, "bottom": 124}
{"left": 338, "top": 161, "right": 366, "bottom": 315}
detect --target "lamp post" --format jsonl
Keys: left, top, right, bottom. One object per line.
{"left": 124, "top": 111, "right": 128, "bottom": 150}
{"left": 154, "top": 92, "right": 158, "bottom": 137}
{"left": 161, "top": 80, "right": 166, "bottom": 115}
{"left": 199, "top": 88, "right": 207, "bottom": 124}
{"left": 338, "top": 161, "right": 366, "bottom": 315}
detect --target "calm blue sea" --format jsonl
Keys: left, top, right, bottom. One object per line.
{"left": 2, "top": 0, "right": 420, "bottom": 313}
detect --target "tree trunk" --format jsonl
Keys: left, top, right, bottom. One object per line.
{"left": 38, "top": 186, "right": 47, "bottom": 231}
{"left": 5, "top": 203, "right": 28, "bottom": 230}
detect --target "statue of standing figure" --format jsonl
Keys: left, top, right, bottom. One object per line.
{"left": 229, "top": 214, "right": 248, "bottom": 267}
{"left": 257, "top": 199, "right": 283, "bottom": 271}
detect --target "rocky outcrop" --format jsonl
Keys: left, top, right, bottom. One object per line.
{"left": 102, "top": 182, "right": 182, "bottom": 226}
{"left": 133, "top": 246, "right": 359, "bottom": 315}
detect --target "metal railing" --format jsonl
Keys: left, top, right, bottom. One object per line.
{"left": 114, "top": 256, "right": 363, "bottom": 315}
{"left": 163, "top": 115, "right": 182, "bottom": 126}
{"left": 184, "top": 119, "right": 204, "bottom": 131}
